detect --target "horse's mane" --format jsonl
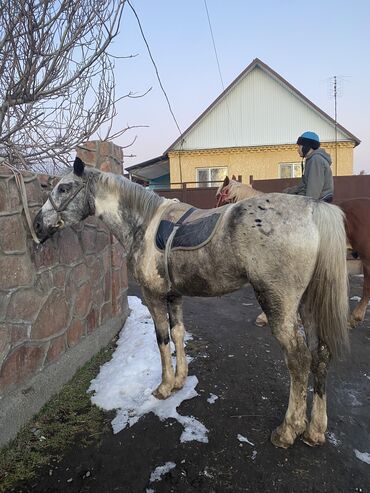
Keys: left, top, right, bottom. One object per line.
{"left": 98, "top": 172, "right": 165, "bottom": 220}
{"left": 227, "top": 180, "right": 263, "bottom": 201}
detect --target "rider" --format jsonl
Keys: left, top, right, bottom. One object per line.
{"left": 284, "top": 131, "right": 334, "bottom": 202}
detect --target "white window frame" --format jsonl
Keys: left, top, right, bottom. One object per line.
{"left": 196, "top": 167, "right": 228, "bottom": 188}
{"left": 279, "top": 162, "right": 302, "bottom": 179}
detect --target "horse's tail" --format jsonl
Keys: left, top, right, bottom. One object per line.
{"left": 305, "top": 202, "right": 349, "bottom": 359}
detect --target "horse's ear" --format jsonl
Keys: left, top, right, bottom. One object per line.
{"left": 231, "top": 174, "right": 237, "bottom": 181}
{"left": 223, "top": 176, "right": 230, "bottom": 186}
{"left": 73, "top": 157, "right": 85, "bottom": 177}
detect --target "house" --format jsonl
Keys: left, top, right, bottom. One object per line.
{"left": 125, "top": 155, "right": 169, "bottom": 189}
{"left": 127, "top": 58, "right": 360, "bottom": 188}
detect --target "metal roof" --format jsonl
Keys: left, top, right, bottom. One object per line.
{"left": 126, "top": 155, "right": 169, "bottom": 180}
{"left": 166, "top": 58, "right": 360, "bottom": 152}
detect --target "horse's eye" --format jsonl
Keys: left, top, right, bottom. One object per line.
{"left": 58, "top": 184, "right": 71, "bottom": 194}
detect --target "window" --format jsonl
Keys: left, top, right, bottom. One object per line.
{"left": 279, "top": 163, "right": 302, "bottom": 179}
{"left": 196, "top": 167, "right": 227, "bottom": 187}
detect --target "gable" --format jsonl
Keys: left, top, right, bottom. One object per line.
{"left": 170, "top": 62, "right": 358, "bottom": 152}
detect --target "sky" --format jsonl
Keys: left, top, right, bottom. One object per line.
{"left": 107, "top": 0, "right": 370, "bottom": 174}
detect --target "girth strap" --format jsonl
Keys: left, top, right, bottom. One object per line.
{"left": 164, "top": 207, "right": 195, "bottom": 292}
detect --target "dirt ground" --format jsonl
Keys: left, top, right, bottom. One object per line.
{"left": 12, "top": 276, "right": 370, "bottom": 493}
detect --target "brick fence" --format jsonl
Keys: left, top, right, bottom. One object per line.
{"left": 0, "top": 141, "right": 129, "bottom": 446}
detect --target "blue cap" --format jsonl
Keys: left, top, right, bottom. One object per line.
{"left": 298, "top": 131, "right": 320, "bottom": 143}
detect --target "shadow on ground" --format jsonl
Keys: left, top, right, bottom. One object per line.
{"left": 9, "top": 276, "right": 370, "bottom": 492}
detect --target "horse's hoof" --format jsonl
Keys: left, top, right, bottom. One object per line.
{"left": 173, "top": 376, "right": 186, "bottom": 390}
{"left": 302, "top": 429, "right": 326, "bottom": 447}
{"left": 349, "top": 317, "right": 360, "bottom": 329}
{"left": 255, "top": 313, "right": 268, "bottom": 327}
{"left": 152, "top": 385, "right": 172, "bottom": 400}
{"left": 270, "top": 426, "right": 295, "bottom": 449}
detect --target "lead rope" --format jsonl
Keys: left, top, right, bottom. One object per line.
{"left": 2, "top": 162, "right": 40, "bottom": 244}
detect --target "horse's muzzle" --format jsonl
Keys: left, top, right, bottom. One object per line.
{"left": 33, "top": 210, "right": 60, "bottom": 243}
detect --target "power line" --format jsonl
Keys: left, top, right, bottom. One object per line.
{"left": 203, "top": 0, "right": 237, "bottom": 149}
{"left": 126, "top": 0, "right": 182, "bottom": 137}
{"left": 203, "top": 0, "right": 224, "bottom": 91}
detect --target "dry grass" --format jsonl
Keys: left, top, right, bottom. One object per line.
{"left": 0, "top": 339, "right": 117, "bottom": 492}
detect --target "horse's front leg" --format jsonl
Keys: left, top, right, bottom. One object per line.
{"left": 167, "top": 294, "right": 188, "bottom": 390}
{"left": 270, "top": 315, "right": 311, "bottom": 448}
{"left": 141, "top": 289, "right": 175, "bottom": 399}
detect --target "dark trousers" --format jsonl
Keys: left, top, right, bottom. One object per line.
{"left": 322, "top": 195, "right": 333, "bottom": 203}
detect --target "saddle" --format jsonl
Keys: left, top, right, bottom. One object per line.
{"left": 155, "top": 203, "right": 223, "bottom": 252}
{"left": 155, "top": 202, "right": 224, "bottom": 292}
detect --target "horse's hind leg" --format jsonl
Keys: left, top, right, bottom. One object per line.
{"left": 167, "top": 294, "right": 188, "bottom": 390}
{"left": 268, "top": 306, "right": 311, "bottom": 448}
{"left": 141, "top": 288, "right": 175, "bottom": 399}
{"left": 304, "top": 341, "right": 330, "bottom": 446}
{"left": 350, "top": 260, "right": 370, "bottom": 327}
{"left": 299, "top": 303, "right": 330, "bottom": 446}
{"left": 255, "top": 311, "right": 268, "bottom": 327}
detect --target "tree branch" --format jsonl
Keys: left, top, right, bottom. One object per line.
{"left": 0, "top": 0, "right": 146, "bottom": 171}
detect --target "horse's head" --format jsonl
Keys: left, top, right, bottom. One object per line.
{"left": 34, "top": 157, "right": 95, "bottom": 242}
{"left": 215, "top": 175, "right": 262, "bottom": 206}
{"left": 215, "top": 175, "right": 236, "bottom": 207}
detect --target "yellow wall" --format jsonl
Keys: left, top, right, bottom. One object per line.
{"left": 168, "top": 142, "right": 355, "bottom": 185}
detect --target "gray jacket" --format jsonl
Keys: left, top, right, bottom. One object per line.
{"left": 285, "top": 149, "right": 334, "bottom": 200}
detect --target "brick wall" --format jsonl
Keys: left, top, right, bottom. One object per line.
{"left": 76, "top": 140, "right": 123, "bottom": 174}
{"left": 0, "top": 141, "right": 128, "bottom": 399}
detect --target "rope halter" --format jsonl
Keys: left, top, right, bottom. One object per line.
{"left": 48, "top": 175, "right": 93, "bottom": 229}
{"left": 215, "top": 186, "right": 234, "bottom": 207}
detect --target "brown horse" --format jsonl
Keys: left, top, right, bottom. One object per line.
{"left": 216, "top": 176, "right": 370, "bottom": 327}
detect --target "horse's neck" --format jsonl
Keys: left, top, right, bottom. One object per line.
{"left": 93, "top": 176, "right": 163, "bottom": 258}
{"left": 232, "top": 181, "right": 262, "bottom": 201}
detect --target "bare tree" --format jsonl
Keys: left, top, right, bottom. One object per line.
{"left": 0, "top": 0, "right": 130, "bottom": 171}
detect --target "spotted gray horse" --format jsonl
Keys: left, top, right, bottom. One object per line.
{"left": 34, "top": 157, "right": 349, "bottom": 449}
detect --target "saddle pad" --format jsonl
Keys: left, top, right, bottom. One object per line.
{"left": 156, "top": 211, "right": 222, "bottom": 251}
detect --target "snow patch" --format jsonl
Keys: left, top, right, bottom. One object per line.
{"left": 150, "top": 462, "right": 176, "bottom": 482}
{"left": 89, "top": 296, "right": 208, "bottom": 443}
{"left": 237, "top": 434, "right": 255, "bottom": 446}
{"left": 326, "top": 432, "right": 341, "bottom": 447}
{"left": 354, "top": 449, "right": 370, "bottom": 465}
{"left": 207, "top": 393, "right": 219, "bottom": 404}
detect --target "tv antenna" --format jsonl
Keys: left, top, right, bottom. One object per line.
{"left": 333, "top": 76, "right": 339, "bottom": 172}
{"left": 327, "top": 75, "right": 349, "bottom": 174}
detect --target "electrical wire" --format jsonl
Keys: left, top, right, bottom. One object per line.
{"left": 203, "top": 0, "right": 236, "bottom": 148}
{"left": 127, "top": 0, "right": 183, "bottom": 137}
{"left": 203, "top": 0, "right": 225, "bottom": 91}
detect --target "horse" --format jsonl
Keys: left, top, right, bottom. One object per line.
{"left": 216, "top": 176, "right": 370, "bottom": 327}
{"left": 33, "top": 157, "right": 349, "bottom": 449}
